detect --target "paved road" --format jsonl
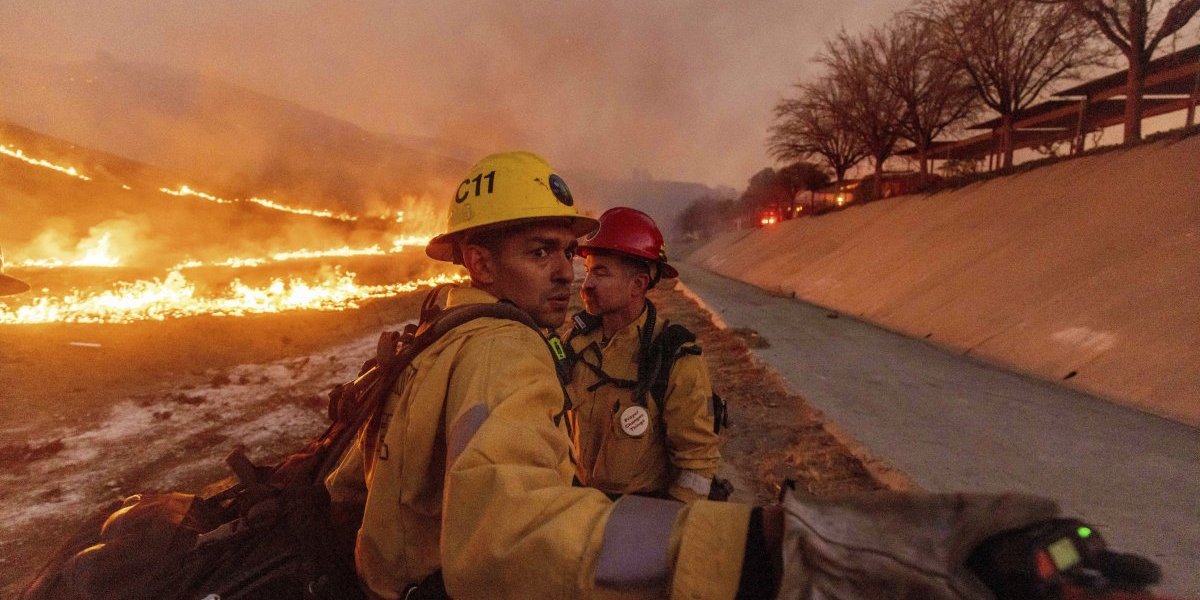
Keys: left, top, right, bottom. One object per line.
{"left": 678, "top": 263, "right": 1200, "bottom": 596}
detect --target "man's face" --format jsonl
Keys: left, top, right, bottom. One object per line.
{"left": 580, "top": 252, "right": 645, "bottom": 317}
{"left": 484, "top": 223, "right": 578, "bottom": 328}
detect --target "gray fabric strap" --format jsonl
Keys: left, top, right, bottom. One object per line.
{"left": 595, "top": 495, "right": 684, "bottom": 590}
{"left": 447, "top": 404, "right": 489, "bottom": 464}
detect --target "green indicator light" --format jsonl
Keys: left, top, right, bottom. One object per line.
{"left": 1077, "top": 526, "right": 1093, "bottom": 539}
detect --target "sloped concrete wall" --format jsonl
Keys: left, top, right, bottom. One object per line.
{"left": 691, "top": 135, "right": 1200, "bottom": 425}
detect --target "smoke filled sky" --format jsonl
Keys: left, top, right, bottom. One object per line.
{"left": 1, "top": 1, "right": 915, "bottom": 188}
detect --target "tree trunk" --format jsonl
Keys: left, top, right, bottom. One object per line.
{"left": 1073, "top": 97, "right": 1089, "bottom": 155}
{"left": 1001, "top": 113, "right": 1014, "bottom": 169}
{"left": 872, "top": 159, "right": 885, "bottom": 201}
{"left": 918, "top": 147, "right": 929, "bottom": 176}
{"left": 1124, "top": 51, "right": 1146, "bottom": 143}
{"left": 1189, "top": 63, "right": 1199, "bottom": 126}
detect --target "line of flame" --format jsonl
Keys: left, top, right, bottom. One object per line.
{"left": 2, "top": 139, "right": 410, "bottom": 227}
{"left": 0, "top": 270, "right": 465, "bottom": 325}
{"left": 159, "top": 185, "right": 391, "bottom": 224}
{"left": 169, "top": 236, "right": 433, "bottom": 270}
{"left": 248, "top": 197, "right": 358, "bottom": 222}
{"left": 159, "top": 184, "right": 235, "bottom": 204}
{"left": 1, "top": 144, "right": 92, "bottom": 181}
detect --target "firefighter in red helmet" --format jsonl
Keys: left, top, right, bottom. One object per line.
{"left": 564, "top": 207, "right": 729, "bottom": 502}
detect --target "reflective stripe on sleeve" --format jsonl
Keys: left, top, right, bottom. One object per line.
{"left": 447, "top": 404, "right": 489, "bottom": 464}
{"left": 595, "top": 495, "right": 684, "bottom": 590}
{"left": 675, "top": 470, "right": 713, "bottom": 497}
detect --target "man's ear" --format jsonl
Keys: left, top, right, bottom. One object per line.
{"left": 631, "top": 271, "right": 651, "bottom": 296}
{"left": 461, "top": 243, "right": 497, "bottom": 286}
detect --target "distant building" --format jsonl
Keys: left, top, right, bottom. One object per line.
{"left": 807, "top": 172, "right": 941, "bottom": 212}
{"left": 810, "top": 180, "right": 860, "bottom": 212}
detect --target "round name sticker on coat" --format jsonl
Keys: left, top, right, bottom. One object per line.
{"left": 619, "top": 406, "right": 649, "bottom": 437}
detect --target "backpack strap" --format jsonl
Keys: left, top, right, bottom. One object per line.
{"left": 357, "top": 298, "right": 545, "bottom": 463}
{"left": 642, "top": 313, "right": 728, "bottom": 434}
{"left": 553, "top": 310, "right": 601, "bottom": 385}
{"left": 645, "top": 321, "right": 698, "bottom": 415}
{"left": 630, "top": 301, "right": 659, "bottom": 407}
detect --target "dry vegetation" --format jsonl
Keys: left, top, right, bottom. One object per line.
{"left": 649, "top": 280, "right": 897, "bottom": 503}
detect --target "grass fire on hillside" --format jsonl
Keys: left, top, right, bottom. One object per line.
{"left": 1, "top": 137, "right": 461, "bottom": 324}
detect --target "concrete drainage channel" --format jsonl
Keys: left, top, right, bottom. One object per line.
{"left": 675, "top": 263, "right": 1200, "bottom": 597}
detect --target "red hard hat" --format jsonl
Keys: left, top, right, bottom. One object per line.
{"left": 577, "top": 207, "right": 678, "bottom": 279}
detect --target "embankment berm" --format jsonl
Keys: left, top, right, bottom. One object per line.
{"left": 691, "top": 134, "right": 1199, "bottom": 425}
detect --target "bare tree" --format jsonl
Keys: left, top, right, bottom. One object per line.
{"left": 867, "top": 17, "right": 979, "bottom": 175}
{"left": 817, "top": 30, "right": 907, "bottom": 200}
{"left": 1033, "top": 0, "right": 1200, "bottom": 141}
{"left": 769, "top": 82, "right": 868, "bottom": 183}
{"left": 918, "top": 0, "right": 1097, "bottom": 168}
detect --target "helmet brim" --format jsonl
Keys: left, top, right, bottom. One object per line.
{"left": 0, "top": 274, "right": 31, "bottom": 296}
{"left": 425, "top": 214, "right": 600, "bottom": 263}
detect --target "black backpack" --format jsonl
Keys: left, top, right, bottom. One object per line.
{"left": 21, "top": 290, "right": 543, "bottom": 600}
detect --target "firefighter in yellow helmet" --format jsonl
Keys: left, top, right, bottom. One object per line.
{"left": 325, "top": 150, "right": 1077, "bottom": 600}
{"left": 0, "top": 249, "right": 31, "bottom": 296}
{"left": 325, "top": 150, "right": 748, "bottom": 599}
{"left": 565, "top": 207, "right": 727, "bottom": 502}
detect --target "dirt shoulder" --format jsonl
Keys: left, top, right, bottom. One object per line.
{"left": 650, "top": 280, "right": 906, "bottom": 504}
{"left": 1, "top": 281, "right": 898, "bottom": 596}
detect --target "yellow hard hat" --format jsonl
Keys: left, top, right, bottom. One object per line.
{"left": 425, "top": 151, "right": 599, "bottom": 262}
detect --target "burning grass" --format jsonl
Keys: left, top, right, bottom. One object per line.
{"left": 1, "top": 249, "right": 464, "bottom": 324}
{"left": 0, "top": 268, "right": 463, "bottom": 324}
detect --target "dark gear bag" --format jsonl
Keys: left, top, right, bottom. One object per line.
{"left": 21, "top": 288, "right": 542, "bottom": 600}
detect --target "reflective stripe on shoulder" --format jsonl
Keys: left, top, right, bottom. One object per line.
{"left": 595, "top": 495, "right": 683, "bottom": 590}
{"left": 675, "top": 470, "right": 713, "bottom": 497}
{"left": 447, "top": 404, "right": 489, "bottom": 464}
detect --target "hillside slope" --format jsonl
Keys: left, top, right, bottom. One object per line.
{"left": 0, "top": 55, "right": 717, "bottom": 232}
{"left": 0, "top": 122, "right": 405, "bottom": 268}
{"left": 0, "top": 54, "right": 465, "bottom": 218}
{"left": 570, "top": 175, "right": 722, "bottom": 240}
{"left": 690, "top": 134, "right": 1200, "bottom": 425}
